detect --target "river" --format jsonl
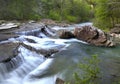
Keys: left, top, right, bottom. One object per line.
{"left": 0, "top": 22, "right": 120, "bottom": 84}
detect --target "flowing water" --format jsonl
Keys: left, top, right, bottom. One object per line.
{"left": 0, "top": 23, "right": 120, "bottom": 84}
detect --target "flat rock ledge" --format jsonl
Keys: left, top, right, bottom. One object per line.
{"left": 0, "top": 42, "right": 20, "bottom": 62}
{"left": 0, "top": 22, "right": 19, "bottom": 31}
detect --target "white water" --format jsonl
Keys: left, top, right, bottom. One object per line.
{"left": 0, "top": 22, "right": 100, "bottom": 84}
{"left": 0, "top": 33, "right": 87, "bottom": 84}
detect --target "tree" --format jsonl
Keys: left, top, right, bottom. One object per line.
{"left": 0, "top": 0, "right": 92, "bottom": 22}
{"left": 0, "top": 0, "right": 40, "bottom": 20}
{"left": 94, "top": 0, "right": 120, "bottom": 30}
{"left": 107, "top": 0, "right": 120, "bottom": 26}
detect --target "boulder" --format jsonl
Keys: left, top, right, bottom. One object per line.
{"left": 55, "top": 78, "right": 65, "bottom": 84}
{"left": 74, "top": 26, "right": 98, "bottom": 41}
{"left": 74, "top": 26, "right": 115, "bottom": 47}
{"left": 0, "top": 42, "right": 20, "bottom": 62}
{"left": 59, "top": 30, "right": 75, "bottom": 39}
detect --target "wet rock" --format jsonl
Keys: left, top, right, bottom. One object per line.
{"left": 0, "top": 22, "right": 55, "bottom": 38}
{"left": 15, "top": 23, "right": 55, "bottom": 38}
{"left": 0, "top": 22, "right": 19, "bottom": 31}
{"left": 21, "top": 43, "right": 62, "bottom": 58}
{"left": 56, "top": 78, "right": 65, "bottom": 84}
{"left": 25, "top": 38, "right": 37, "bottom": 43}
{"left": 59, "top": 30, "right": 75, "bottom": 39}
{"left": 74, "top": 26, "right": 98, "bottom": 41}
{"left": 0, "top": 42, "right": 20, "bottom": 62}
{"left": 74, "top": 26, "right": 115, "bottom": 47}
{"left": 0, "top": 34, "right": 18, "bottom": 41}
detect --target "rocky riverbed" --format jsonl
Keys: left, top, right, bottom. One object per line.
{"left": 0, "top": 21, "right": 120, "bottom": 84}
{"left": 0, "top": 21, "right": 55, "bottom": 62}
{"left": 0, "top": 20, "right": 119, "bottom": 63}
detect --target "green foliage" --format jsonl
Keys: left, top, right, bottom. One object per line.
{"left": 48, "top": 10, "right": 61, "bottom": 20}
{"left": 113, "top": 81, "right": 120, "bottom": 84}
{"left": 0, "top": 0, "right": 93, "bottom": 22}
{"left": 73, "top": 54, "right": 100, "bottom": 84}
{"left": 94, "top": 0, "right": 120, "bottom": 30}
{"left": 65, "top": 15, "right": 77, "bottom": 22}
{"left": 94, "top": 0, "right": 110, "bottom": 29}
{"left": 0, "top": 0, "right": 41, "bottom": 20}
{"left": 64, "top": 0, "right": 91, "bottom": 22}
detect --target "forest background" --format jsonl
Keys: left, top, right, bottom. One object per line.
{"left": 0, "top": 0, "right": 120, "bottom": 30}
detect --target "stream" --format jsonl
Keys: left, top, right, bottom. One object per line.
{"left": 0, "top": 22, "right": 120, "bottom": 84}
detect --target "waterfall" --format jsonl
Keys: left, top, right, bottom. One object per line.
{"left": 0, "top": 33, "right": 73, "bottom": 84}
{"left": 0, "top": 45, "right": 45, "bottom": 84}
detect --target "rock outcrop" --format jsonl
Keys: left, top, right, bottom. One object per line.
{"left": 74, "top": 26, "right": 115, "bottom": 47}
{"left": 55, "top": 78, "right": 65, "bottom": 84}
{"left": 22, "top": 43, "right": 60, "bottom": 58}
{"left": 15, "top": 23, "right": 55, "bottom": 38}
{"left": 0, "top": 34, "right": 18, "bottom": 41}
{"left": 59, "top": 30, "right": 75, "bottom": 39}
{"left": 0, "top": 22, "right": 56, "bottom": 38}
{"left": 0, "top": 42, "right": 20, "bottom": 62}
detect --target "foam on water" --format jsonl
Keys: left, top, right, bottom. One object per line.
{"left": 0, "top": 23, "right": 92, "bottom": 84}
{"left": 52, "top": 22, "right": 92, "bottom": 31}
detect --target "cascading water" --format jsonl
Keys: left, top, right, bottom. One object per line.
{"left": 0, "top": 22, "right": 120, "bottom": 84}
{"left": 0, "top": 33, "right": 76, "bottom": 84}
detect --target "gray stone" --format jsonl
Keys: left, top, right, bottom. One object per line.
{"left": 0, "top": 42, "right": 20, "bottom": 62}
{"left": 0, "top": 34, "right": 18, "bottom": 41}
{"left": 74, "top": 26, "right": 115, "bottom": 47}
{"left": 59, "top": 30, "right": 75, "bottom": 39}
{"left": 56, "top": 78, "right": 64, "bottom": 84}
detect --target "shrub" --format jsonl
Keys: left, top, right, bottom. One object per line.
{"left": 48, "top": 10, "right": 61, "bottom": 21}
{"left": 65, "top": 15, "right": 77, "bottom": 22}
{"left": 73, "top": 54, "right": 100, "bottom": 84}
